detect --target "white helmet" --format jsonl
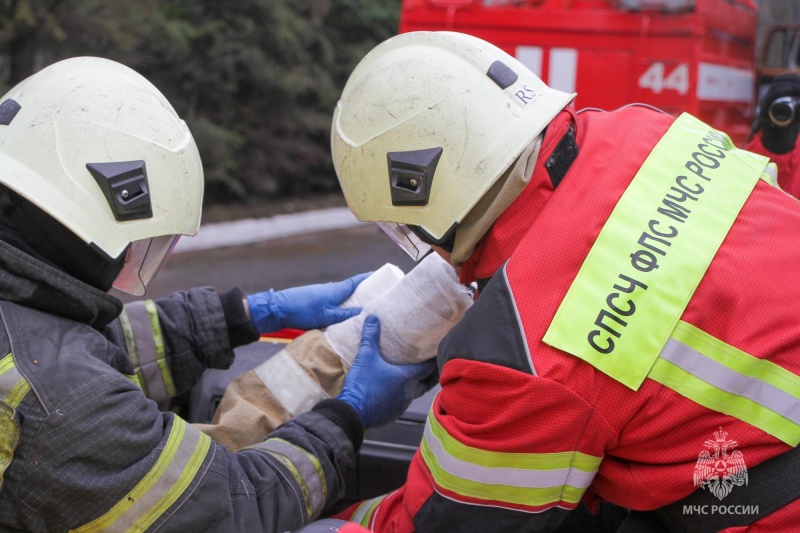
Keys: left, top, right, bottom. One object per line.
{"left": 0, "top": 56, "right": 203, "bottom": 295}
{"left": 332, "top": 31, "right": 574, "bottom": 259}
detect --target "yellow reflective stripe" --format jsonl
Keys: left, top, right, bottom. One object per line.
{"left": 144, "top": 301, "right": 175, "bottom": 399}
{"left": 247, "top": 437, "right": 328, "bottom": 521}
{"left": 0, "top": 401, "right": 19, "bottom": 489}
{"left": 350, "top": 493, "right": 387, "bottom": 527}
{"left": 131, "top": 426, "right": 210, "bottom": 531}
{"left": 428, "top": 410, "right": 601, "bottom": 472}
{"left": 119, "top": 310, "right": 147, "bottom": 398}
{"left": 673, "top": 322, "right": 800, "bottom": 395}
{"left": 648, "top": 321, "right": 800, "bottom": 446}
{"left": 0, "top": 354, "right": 23, "bottom": 490}
{"left": 0, "top": 354, "right": 30, "bottom": 408}
{"left": 421, "top": 411, "right": 600, "bottom": 506}
{"left": 0, "top": 354, "right": 28, "bottom": 492}
{"left": 5, "top": 379, "right": 30, "bottom": 409}
{"left": 544, "top": 113, "right": 768, "bottom": 390}
{"left": 0, "top": 354, "right": 13, "bottom": 375}
{"left": 259, "top": 448, "right": 314, "bottom": 520}
{"left": 121, "top": 301, "right": 176, "bottom": 402}
{"left": 124, "top": 374, "right": 142, "bottom": 389}
{"left": 72, "top": 417, "right": 211, "bottom": 533}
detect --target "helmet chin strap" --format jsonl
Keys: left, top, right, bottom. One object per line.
{"left": 0, "top": 186, "right": 126, "bottom": 292}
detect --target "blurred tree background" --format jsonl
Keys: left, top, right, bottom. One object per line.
{"left": 0, "top": 0, "right": 400, "bottom": 205}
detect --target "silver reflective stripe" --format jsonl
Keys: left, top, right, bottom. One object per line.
{"left": 502, "top": 263, "right": 536, "bottom": 376}
{"left": 660, "top": 338, "right": 800, "bottom": 426}
{"left": 423, "top": 422, "right": 595, "bottom": 490}
{"left": 253, "top": 349, "right": 328, "bottom": 416}
{"left": 349, "top": 493, "right": 390, "bottom": 528}
{"left": 122, "top": 301, "right": 172, "bottom": 403}
{"left": 248, "top": 438, "right": 327, "bottom": 521}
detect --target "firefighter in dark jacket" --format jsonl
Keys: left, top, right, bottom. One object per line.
{"left": 0, "top": 56, "right": 436, "bottom": 532}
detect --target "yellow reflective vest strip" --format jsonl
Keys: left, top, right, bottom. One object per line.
{"left": 119, "top": 301, "right": 176, "bottom": 403}
{"left": 544, "top": 113, "right": 769, "bottom": 390}
{"left": 246, "top": 437, "right": 328, "bottom": 522}
{"left": 420, "top": 405, "right": 602, "bottom": 507}
{"left": 71, "top": 416, "right": 211, "bottom": 532}
{"left": 648, "top": 320, "right": 800, "bottom": 446}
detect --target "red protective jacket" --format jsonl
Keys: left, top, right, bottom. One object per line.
{"left": 339, "top": 106, "right": 800, "bottom": 532}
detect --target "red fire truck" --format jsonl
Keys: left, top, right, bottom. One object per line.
{"left": 399, "top": 0, "right": 758, "bottom": 143}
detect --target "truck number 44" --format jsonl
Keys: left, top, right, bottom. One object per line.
{"left": 638, "top": 63, "right": 689, "bottom": 95}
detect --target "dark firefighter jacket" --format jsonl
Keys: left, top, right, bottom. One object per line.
{"left": 0, "top": 239, "right": 362, "bottom": 532}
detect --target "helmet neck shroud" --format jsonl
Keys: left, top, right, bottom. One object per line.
{"left": 0, "top": 186, "right": 126, "bottom": 292}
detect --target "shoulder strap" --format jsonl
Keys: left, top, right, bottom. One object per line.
{"left": 544, "top": 123, "right": 579, "bottom": 189}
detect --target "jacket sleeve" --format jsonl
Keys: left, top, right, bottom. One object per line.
{"left": 107, "top": 286, "right": 259, "bottom": 403}
{"left": 335, "top": 267, "right": 618, "bottom": 532}
{"left": 162, "top": 398, "right": 364, "bottom": 532}
{"left": 21, "top": 350, "right": 363, "bottom": 533}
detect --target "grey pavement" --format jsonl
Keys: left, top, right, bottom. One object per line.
{"left": 174, "top": 207, "right": 364, "bottom": 253}
{"left": 119, "top": 208, "right": 416, "bottom": 303}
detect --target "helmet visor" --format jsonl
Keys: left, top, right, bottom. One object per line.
{"left": 377, "top": 222, "right": 431, "bottom": 262}
{"left": 113, "top": 234, "right": 180, "bottom": 296}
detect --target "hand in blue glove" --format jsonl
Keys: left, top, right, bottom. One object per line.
{"left": 337, "top": 315, "right": 439, "bottom": 429}
{"left": 246, "top": 272, "right": 370, "bottom": 333}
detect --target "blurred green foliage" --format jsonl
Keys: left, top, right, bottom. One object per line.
{"left": 0, "top": 0, "right": 400, "bottom": 203}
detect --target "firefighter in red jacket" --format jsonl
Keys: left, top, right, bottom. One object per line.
{"left": 328, "top": 31, "right": 800, "bottom": 532}
{"left": 744, "top": 73, "right": 800, "bottom": 197}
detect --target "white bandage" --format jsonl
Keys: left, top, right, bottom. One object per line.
{"left": 325, "top": 253, "right": 474, "bottom": 365}
{"left": 341, "top": 263, "right": 405, "bottom": 308}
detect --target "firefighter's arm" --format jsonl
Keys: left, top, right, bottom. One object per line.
{"left": 109, "top": 272, "right": 369, "bottom": 405}
{"left": 145, "top": 313, "right": 431, "bottom": 531}
{"left": 334, "top": 270, "right": 617, "bottom": 532}
{"left": 216, "top": 314, "right": 434, "bottom": 530}
{"left": 337, "top": 359, "right": 615, "bottom": 532}
{"left": 108, "top": 286, "right": 249, "bottom": 403}
{"left": 28, "top": 361, "right": 365, "bottom": 533}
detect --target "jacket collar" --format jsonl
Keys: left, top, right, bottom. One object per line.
{"left": 0, "top": 239, "right": 122, "bottom": 329}
{"left": 460, "top": 107, "right": 578, "bottom": 284}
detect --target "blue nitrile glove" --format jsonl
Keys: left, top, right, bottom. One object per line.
{"left": 337, "top": 315, "right": 439, "bottom": 429}
{"left": 246, "top": 272, "right": 370, "bottom": 333}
